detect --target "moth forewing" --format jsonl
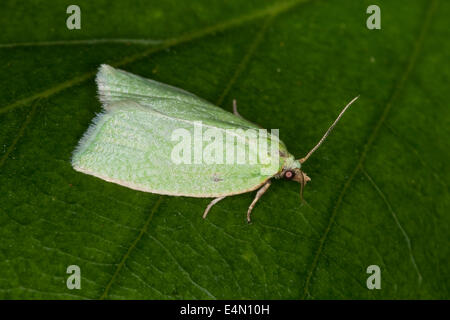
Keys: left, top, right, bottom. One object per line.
{"left": 73, "top": 66, "right": 282, "bottom": 202}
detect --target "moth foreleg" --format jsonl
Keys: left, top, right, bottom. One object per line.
{"left": 247, "top": 180, "right": 272, "bottom": 223}
{"left": 203, "top": 196, "right": 226, "bottom": 219}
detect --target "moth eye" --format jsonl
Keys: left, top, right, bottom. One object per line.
{"left": 284, "top": 170, "right": 295, "bottom": 180}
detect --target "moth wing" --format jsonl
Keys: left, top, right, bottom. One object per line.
{"left": 72, "top": 101, "right": 280, "bottom": 197}
{"left": 97, "top": 64, "right": 259, "bottom": 130}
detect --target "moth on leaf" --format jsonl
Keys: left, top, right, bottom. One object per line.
{"left": 72, "top": 65, "right": 358, "bottom": 222}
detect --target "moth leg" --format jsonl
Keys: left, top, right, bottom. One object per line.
{"left": 203, "top": 196, "right": 226, "bottom": 219}
{"left": 247, "top": 180, "right": 272, "bottom": 223}
{"left": 232, "top": 99, "right": 242, "bottom": 118}
{"left": 233, "top": 99, "right": 263, "bottom": 128}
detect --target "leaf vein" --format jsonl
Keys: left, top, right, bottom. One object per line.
{"left": 99, "top": 196, "right": 163, "bottom": 299}
{"left": 362, "top": 168, "right": 423, "bottom": 285}
{"left": 0, "top": 0, "right": 309, "bottom": 116}
{"left": 300, "top": 0, "right": 437, "bottom": 299}
{"left": 148, "top": 234, "right": 217, "bottom": 299}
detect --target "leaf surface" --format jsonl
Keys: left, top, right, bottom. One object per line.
{"left": 0, "top": 0, "right": 448, "bottom": 299}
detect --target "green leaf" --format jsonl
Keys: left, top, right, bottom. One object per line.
{"left": 0, "top": 0, "right": 448, "bottom": 299}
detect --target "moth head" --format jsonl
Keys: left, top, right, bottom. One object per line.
{"left": 283, "top": 168, "right": 311, "bottom": 201}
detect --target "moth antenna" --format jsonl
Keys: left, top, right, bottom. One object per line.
{"left": 299, "top": 95, "right": 359, "bottom": 164}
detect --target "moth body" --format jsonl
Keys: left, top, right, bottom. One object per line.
{"left": 72, "top": 65, "right": 358, "bottom": 222}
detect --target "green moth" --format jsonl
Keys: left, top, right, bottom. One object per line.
{"left": 72, "top": 65, "right": 358, "bottom": 222}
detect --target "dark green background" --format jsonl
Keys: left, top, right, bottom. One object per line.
{"left": 0, "top": 0, "right": 448, "bottom": 299}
